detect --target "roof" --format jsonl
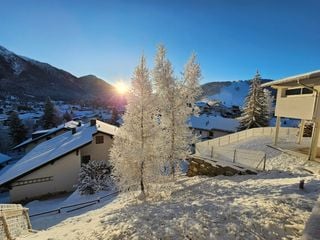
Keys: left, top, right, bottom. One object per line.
{"left": 0, "top": 153, "right": 11, "bottom": 165}
{"left": 0, "top": 120, "right": 118, "bottom": 186}
{"left": 188, "top": 115, "right": 239, "bottom": 132}
{"left": 262, "top": 70, "right": 320, "bottom": 87}
{"left": 13, "top": 120, "right": 80, "bottom": 150}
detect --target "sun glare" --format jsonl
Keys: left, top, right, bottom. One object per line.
{"left": 115, "top": 81, "right": 129, "bottom": 95}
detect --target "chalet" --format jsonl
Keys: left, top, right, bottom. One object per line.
{"left": 262, "top": 70, "right": 320, "bottom": 161}
{"left": 0, "top": 119, "right": 118, "bottom": 202}
{"left": 13, "top": 120, "right": 80, "bottom": 153}
{"left": 189, "top": 115, "right": 239, "bottom": 140}
{"left": 0, "top": 153, "right": 12, "bottom": 168}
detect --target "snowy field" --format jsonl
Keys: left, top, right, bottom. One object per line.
{"left": 16, "top": 136, "right": 320, "bottom": 239}
{"left": 19, "top": 155, "right": 320, "bottom": 240}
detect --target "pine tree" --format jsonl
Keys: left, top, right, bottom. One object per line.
{"left": 8, "top": 111, "right": 27, "bottom": 145}
{"left": 42, "top": 97, "right": 56, "bottom": 129}
{"left": 153, "top": 46, "right": 202, "bottom": 178}
{"left": 238, "top": 71, "right": 269, "bottom": 130}
{"left": 78, "top": 160, "right": 112, "bottom": 195}
{"left": 263, "top": 89, "right": 274, "bottom": 118}
{"left": 63, "top": 111, "right": 73, "bottom": 122}
{"left": 110, "top": 56, "right": 159, "bottom": 198}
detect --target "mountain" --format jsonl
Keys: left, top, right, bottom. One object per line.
{"left": 201, "top": 79, "right": 273, "bottom": 107}
{"left": 0, "top": 45, "right": 115, "bottom": 103}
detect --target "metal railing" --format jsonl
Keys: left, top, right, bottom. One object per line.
{"left": 29, "top": 191, "right": 119, "bottom": 218}
{"left": 193, "top": 127, "right": 299, "bottom": 171}
{"left": 195, "top": 146, "right": 267, "bottom": 171}
{"left": 196, "top": 127, "right": 298, "bottom": 153}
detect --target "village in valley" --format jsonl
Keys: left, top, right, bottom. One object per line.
{"left": 0, "top": 1, "right": 320, "bottom": 240}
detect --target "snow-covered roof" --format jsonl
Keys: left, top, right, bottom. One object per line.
{"left": 262, "top": 70, "right": 320, "bottom": 87}
{"left": 189, "top": 115, "right": 239, "bottom": 132}
{"left": 0, "top": 153, "right": 11, "bottom": 165}
{"left": 13, "top": 120, "right": 80, "bottom": 149}
{"left": 195, "top": 102, "right": 210, "bottom": 108}
{"left": 0, "top": 120, "right": 118, "bottom": 185}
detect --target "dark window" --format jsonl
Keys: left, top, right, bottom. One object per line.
{"left": 285, "top": 88, "right": 301, "bottom": 96}
{"left": 95, "top": 135, "right": 104, "bottom": 144}
{"left": 81, "top": 155, "right": 91, "bottom": 165}
{"left": 302, "top": 88, "right": 313, "bottom": 94}
{"left": 285, "top": 87, "right": 313, "bottom": 96}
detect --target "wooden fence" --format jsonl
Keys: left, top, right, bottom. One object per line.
{"left": 0, "top": 204, "right": 32, "bottom": 240}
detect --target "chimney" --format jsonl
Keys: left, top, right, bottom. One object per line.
{"left": 90, "top": 119, "right": 96, "bottom": 126}
{"left": 72, "top": 128, "right": 76, "bottom": 134}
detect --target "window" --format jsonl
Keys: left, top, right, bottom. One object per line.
{"left": 285, "top": 87, "right": 313, "bottom": 96}
{"left": 95, "top": 135, "right": 104, "bottom": 144}
{"left": 81, "top": 155, "right": 91, "bottom": 165}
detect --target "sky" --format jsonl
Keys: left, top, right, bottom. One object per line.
{"left": 0, "top": 0, "right": 320, "bottom": 84}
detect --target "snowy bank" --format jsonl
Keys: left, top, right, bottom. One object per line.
{"left": 19, "top": 171, "right": 320, "bottom": 240}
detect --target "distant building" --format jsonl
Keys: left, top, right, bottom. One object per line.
{"left": 0, "top": 153, "right": 12, "bottom": 168}
{"left": 0, "top": 119, "right": 118, "bottom": 202}
{"left": 262, "top": 70, "right": 320, "bottom": 161}
{"left": 189, "top": 115, "right": 239, "bottom": 140}
{"left": 12, "top": 120, "right": 80, "bottom": 153}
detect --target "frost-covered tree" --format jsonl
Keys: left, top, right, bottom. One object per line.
{"left": 153, "top": 46, "right": 202, "bottom": 178}
{"left": 78, "top": 160, "right": 112, "bottom": 195}
{"left": 8, "top": 111, "right": 27, "bottom": 145}
{"left": 263, "top": 89, "right": 274, "bottom": 118}
{"left": 110, "top": 56, "right": 159, "bottom": 198}
{"left": 238, "top": 71, "right": 269, "bottom": 130}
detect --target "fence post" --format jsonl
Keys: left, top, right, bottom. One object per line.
{"left": 263, "top": 153, "right": 267, "bottom": 171}
{"left": 211, "top": 146, "right": 214, "bottom": 158}
{"left": 233, "top": 149, "right": 236, "bottom": 163}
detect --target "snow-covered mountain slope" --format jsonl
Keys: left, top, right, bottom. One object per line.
{"left": 0, "top": 45, "right": 115, "bottom": 103}
{"left": 201, "top": 79, "right": 273, "bottom": 107}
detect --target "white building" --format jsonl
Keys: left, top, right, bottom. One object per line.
{"left": 262, "top": 70, "right": 320, "bottom": 161}
{"left": 0, "top": 119, "right": 118, "bottom": 202}
{"left": 189, "top": 115, "right": 239, "bottom": 139}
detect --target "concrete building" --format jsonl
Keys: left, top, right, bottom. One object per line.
{"left": 0, "top": 119, "right": 118, "bottom": 202}
{"left": 262, "top": 70, "right": 320, "bottom": 161}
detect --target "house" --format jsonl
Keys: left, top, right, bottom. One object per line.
{"left": 0, "top": 119, "right": 118, "bottom": 202}
{"left": 195, "top": 101, "right": 211, "bottom": 113}
{"left": 0, "top": 153, "right": 12, "bottom": 168}
{"left": 12, "top": 120, "right": 80, "bottom": 153}
{"left": 189, "top": 115, "right": 239, "bottom": 139}
{"left": 262, "top": 70, "right": 320, "bottom": 161}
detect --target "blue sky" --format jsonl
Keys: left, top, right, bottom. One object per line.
{"left": 1, "top": 0, "right": 319, "bottom": 84}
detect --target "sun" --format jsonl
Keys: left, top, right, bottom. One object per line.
{"left": 115, "top": 81, "right": 129, "bottom": 95}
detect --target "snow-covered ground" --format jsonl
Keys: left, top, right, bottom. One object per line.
{"left": 18, "top": 171, "right": 320, "bottom": 240}
{"left": 24, "top": 190, "right": 117, "bottom": 230}
{"left": 16, "top": 135, "right": 320, "bottom": 239}
{"left": 19, "top": 155, "right": 320, "bottom": 240}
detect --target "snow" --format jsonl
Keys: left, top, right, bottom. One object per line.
{"left": 13, "top": 120, "right": 80, "bottom": 149}
{"left": 24, "top": 190, "right": 116, "bottom": 230}
{"left": 189, "top": 115, "right": 239, "bottom": 132}
{"left": 0, "top": 153, "right": 11, "bottom": 165}
{"left": 18, "top": 171, "right": 320, "bottom": 240}
{"left": 13, "top": 133, "right": 320, "bottom": 239}
{"left": 205, "top": 81, "right": 250, "bottom": 107}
